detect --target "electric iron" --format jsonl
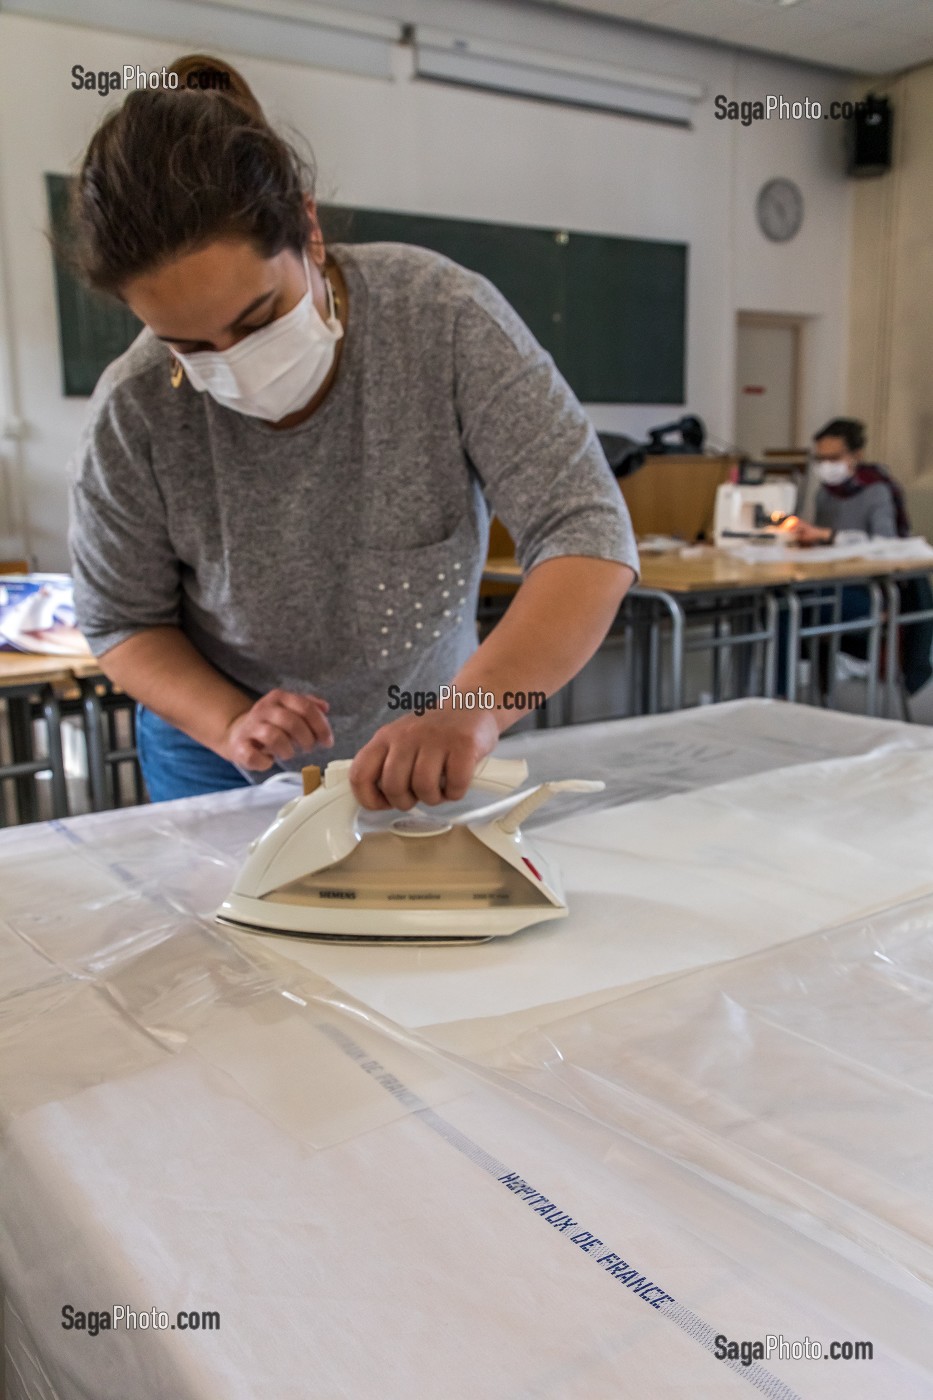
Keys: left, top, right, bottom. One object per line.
{"left": 216, "top": 757, "right": 604, "bottom": 945}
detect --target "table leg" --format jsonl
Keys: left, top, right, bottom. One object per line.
{"left": 633, "top": 589, "right": 684, "bottom": 711}
{"left": 669, "top": 598, "right": 684, "bottom": 711}
{"left": 623, "top": 608, "right": 637, "bottom": 717}
{"left": 82, "top": 683, "right": 109, "bottom": 811}
{"left": 638, "top": 608, "right": 651, "bottom": 714}
{"left": 648, "top": 607, "right": 661, "bottom": 714}
{"left": 712, "top": 614, "right": 723, "bottom": 703}
{"left": 739, "top": 601, "right": 754, "bottom": 697}
{"left": 884, "top": 579, "right": 900, "bottom": 719}
{"left": 40, "top": 692, "right": 68, "bottom": 818}
{"left": 784, "top": 590, "right": 801, "bottom": 703}
{"left": 806, "top": 594, "right": 821, "bottom": 704}
{"left": 7, "top": 695, "right": 37, "bottom": 824}
{"left": 764, "top": 593, "right": 779, "bottom": 699}
{"left": 825, "top": 587, "right": 842, "bottom": 708}
{"left": 866, "top": 581, "right": 883, "bottom": 718}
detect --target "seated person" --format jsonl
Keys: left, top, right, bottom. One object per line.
{"left": 790, "top": 417, "right": 905, "bottom": 545}
{"left": 784, "top": 418, "right": 932, "bottom": 696}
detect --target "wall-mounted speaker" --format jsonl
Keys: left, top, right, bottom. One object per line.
{"left": 848, "top": 94, "right": 893, "bottom": 178}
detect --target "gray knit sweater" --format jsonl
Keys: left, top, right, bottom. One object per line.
{"left": 69, "top": 242, "right": 639, "bottom": 761}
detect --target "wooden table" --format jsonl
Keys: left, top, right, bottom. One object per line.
{"left": 639, "top": 547, "right": 933, "bottom": 590}
{"left": 486, "top": 549, "right": 933, "bottom": 591}
{"left": 483, "top": 547, "right": 933, "bottom": 716}
{"left": 0, "top": 651, "right": 102, "bottom": 691}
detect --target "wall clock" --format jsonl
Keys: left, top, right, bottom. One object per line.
{"left": 756, "top": 178, "right": 804, "bottom": 242}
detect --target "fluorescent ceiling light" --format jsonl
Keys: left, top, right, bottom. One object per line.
{"left": 1, "top": 0, "right": 402, "bottom": 79}
{"left": 412, "top": 28, "right": 704, "bottom": 127}
{"left": 197, "top": 0, "right": 398, "bottom": 42}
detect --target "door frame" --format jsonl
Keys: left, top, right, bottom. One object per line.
{"left": 735, "top": 311, "right": 808, "bottom": 454}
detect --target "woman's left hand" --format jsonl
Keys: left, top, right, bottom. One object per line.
{"left": 349, "top": 710, "right": 500, "bottom": 810}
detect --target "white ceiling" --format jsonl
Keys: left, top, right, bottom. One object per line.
{"left": 529, "top": 0, "right": 933, "bottom": 74}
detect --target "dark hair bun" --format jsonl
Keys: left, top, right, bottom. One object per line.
{"left": 166, "top": 54, "right": 266, "bottom": 123}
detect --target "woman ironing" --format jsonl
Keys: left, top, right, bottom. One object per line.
{"left": 68, "top": 55, "right": 638, "bottom": 810}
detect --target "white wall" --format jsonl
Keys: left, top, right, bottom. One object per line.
{"left": 0, "top": 3, "right": 856, "bottom": 568}
{"left": 729, "top": 50, "right": 855, "bottom": 452}
{"left": 849, "top": 62, "right": 933, "bottom": 482}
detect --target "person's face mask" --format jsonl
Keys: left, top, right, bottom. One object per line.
{"left": 815, "top": 459, "right": 853, "bottom": 486}
{"left": 174, "top": 252, "right": 343, "bottom": 422}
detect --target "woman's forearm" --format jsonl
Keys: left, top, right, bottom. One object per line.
{"left": 96, "top": 627, "right": 252, "bottom": 754}
{"left": 453, "top": 555, "right": 635, "bottom": 730}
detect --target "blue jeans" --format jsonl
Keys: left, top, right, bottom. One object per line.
{"left": 136, "top": 705, "right": 253, "bottom": 802}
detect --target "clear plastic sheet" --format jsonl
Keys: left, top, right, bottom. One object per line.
{"left": 496, "top": 696, "right": 933, "bottom": 816}
{"left": 427, "top": 900, "right": 933, "bottom": 1319}
{"left": 1, "top": 701, "right": 932, "bottom": 1398}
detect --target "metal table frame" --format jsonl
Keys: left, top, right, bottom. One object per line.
{"left": 0, "top": 666, "right": 143, "bottom": 825}
{"left": 0, "top": 681, "right": 69, "bottom": 824}
{"left": 80, "top": 676, "right": 146, "bottom": 811}
{"left": 630, "top": 586, "right": 779, "bottom": 713}
{"left": 783, "top": 580, "right": 885, "bottom": 713}
{"left": 532, "top": 586, "right": 778, "bottom": 724}
{"left": 481, "top": 562, "right": 932, "bottom": 724}
{"left": 601, "top": 569, "right": 931, "bottom": 722}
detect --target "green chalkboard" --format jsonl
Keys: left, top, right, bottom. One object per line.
{"left": 46, "top": 175, "right": 686, "bottom": 403}
{"left": 319, "top": 205, "right": 686, "bottom": 404}
{"left": 46, "top": 173, "right": 144, "bottom": 397}
{"left": 563, "top": 232, "right": 686, "bottom": 404}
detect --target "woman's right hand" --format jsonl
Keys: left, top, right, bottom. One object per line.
{"left": 221, "top": 689, "right": 333, "bottom": 770}
{"left": 788, "top": 521, "right": 833, "bottom": 546}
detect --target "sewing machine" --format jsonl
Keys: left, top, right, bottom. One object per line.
{"left": 713, "top": 482, "right": 799, "bottom": 545}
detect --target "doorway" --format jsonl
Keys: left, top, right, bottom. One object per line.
{"left": 735, "top": 313, "right": 806, "bottom": 458}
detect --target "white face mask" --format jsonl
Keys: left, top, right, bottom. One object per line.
{"left": 174, "top": 252, "right": 343, "bottom": 422}
{"left": 815, "top": 459, "right": 852, "bottom": 486}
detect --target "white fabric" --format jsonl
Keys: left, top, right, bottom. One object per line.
{"left": 2, "top": 701, "right": 932, "bottom": 1398}
{"left": 721, "top": 534, "right": 933, "bottom": 565}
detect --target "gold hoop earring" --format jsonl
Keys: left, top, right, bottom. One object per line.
{"left": 170, "top": 357, "right": 184, "bottom": 389}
